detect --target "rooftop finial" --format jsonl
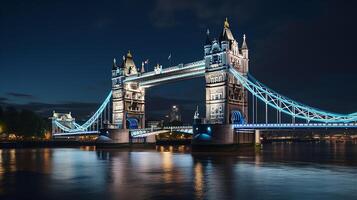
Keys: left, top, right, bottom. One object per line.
{"left": 224, "top": 17, "right": 230, "bottom": 28}
{"left": 141, "top": 61, "right": 145, "bottom": 73}
{"left": 127, "top": 50, "right": 132, "bottom": 58}
{"left": 194, "top": 105, "right": 199, "bottom": 119}
{"left": 242, "top": 34, "right": 248, "bottom": 49}
{"left": 112, "top": 57, "right": 118, "bottom": 69}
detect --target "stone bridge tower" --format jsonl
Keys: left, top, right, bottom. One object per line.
{"left": 111, "top": 51, "right": 145, "bottom": 129}
{"left": 204, "top": 18, "right": 249, "bottom": 124}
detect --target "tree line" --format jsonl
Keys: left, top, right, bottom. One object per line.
{"left": 0, "top": 106, "right": 50, "bottom": 138}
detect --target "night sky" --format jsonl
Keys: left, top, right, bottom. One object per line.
{"left": 1, "top": 0, "right": 357, "bottom": 122}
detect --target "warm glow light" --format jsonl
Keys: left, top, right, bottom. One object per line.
{"left": 8, "top": 134, "right": 16, "bottom": 140}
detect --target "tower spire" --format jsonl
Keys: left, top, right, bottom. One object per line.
{"left": 242, "top": 34, "right": 248, "bottom": 49}
{"left": 224, "top": 17, "right": 230, "bottom": 28}
{"left": 141, "top": 61, "right": 145, "bottom": 73}
{"left": 112, "top": 58, "right": 117, "bottom": 69}
{"left": 127, "top": 50, "right": 132, "bottom": 58}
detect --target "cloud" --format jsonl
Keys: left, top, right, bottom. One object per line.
{"left": 149, "top": 0, "right": 251, "bottom": 28}
{"left": 0, "top": 97, "right": 8, "bottom": 101}
{"left": 6, "top": 92, "right": 35, "bottom": 99}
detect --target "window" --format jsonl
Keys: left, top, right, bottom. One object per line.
{"left": 212, "top": 55, "right": 220, "bottom": 64}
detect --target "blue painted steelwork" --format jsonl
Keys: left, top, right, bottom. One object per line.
{"left": 126, "top": 118, "right": 139, "bottom": 129}
{"left": 54, "top": 91, "right": 112, "bottom": 132}
{"left": 231, "top": 110, "right": 246, "bottom": 124}
{"left": 53, "top": 130, "right": 99, "bottom": 136}
{"left": 233, "top": 123, "right": 357, "bottom": 129}
{"left": 229, "top": 67, "right": 357, "bottom": 123}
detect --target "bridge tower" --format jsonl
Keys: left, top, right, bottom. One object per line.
{"left": 111, "top": 51, "right": 145, "bottom": 129}
{"left": 50, "top": 111, "right": 76, "bottom": 137}
{"left": 204, "top": 18, "right": 249, "bottom": 124}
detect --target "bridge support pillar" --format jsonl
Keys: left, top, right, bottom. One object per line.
{"left": 96, "top": 128, "right": 129, "bottom": 146}
{"left": 145, "top": 135, "right": 156, "bottom": 144}
{"left": 255, "top": 130, "right": 261, "bottom": 146}
{"left": 192, "top": 124, "right": 234, "bottom": 145}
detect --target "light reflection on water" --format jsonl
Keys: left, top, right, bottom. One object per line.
{"left": 0, "top": 142, "right": 356, "bottom": 200}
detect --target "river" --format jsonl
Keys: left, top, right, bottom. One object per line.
{"left": 0, "top": 142, "right": 356, "bottom": 200}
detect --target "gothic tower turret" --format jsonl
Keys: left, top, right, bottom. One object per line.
{"left": 241, "top": 34, "right": 249, "bottom": 73}
{"left": 204, "top": 18, "right": 248, "bottom": 124}
{"left": 112, "top": 51, "right": 145, "bottom": 129}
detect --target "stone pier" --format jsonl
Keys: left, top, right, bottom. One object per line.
{"left": 255, "top": 129, "right": 261, "bottom": 146}
{"left": 96, "top": 128, "right": 129, "bottom": 146}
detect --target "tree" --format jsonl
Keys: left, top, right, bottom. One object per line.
{"left": 0, "top": 107, "right": 49, "bottom": 138}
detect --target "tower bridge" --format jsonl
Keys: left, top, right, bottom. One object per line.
{"left": 51, "top": 18, "right": 357, "bottom": 146}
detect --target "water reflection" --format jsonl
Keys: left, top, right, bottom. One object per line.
{"left": 194, "top": 162, "right": 203, "bottom": 199}
{"left": 0, "top": 142, "right": 356, "bottom": 200}
{"left": 156, "top": 145, "right": 191, "bottom": 153}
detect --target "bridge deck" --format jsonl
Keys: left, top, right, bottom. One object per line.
{"left": 233, "top": 123, "right": 357, "bottom": 130}
{"left": 123, "top": 60, "right": 205, "bottom": 87}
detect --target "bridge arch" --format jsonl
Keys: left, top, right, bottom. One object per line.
{"left": 231, "top": 110, "right": 246, "bottom": 124}
{"left": 126, "top": 117, "right": 139, "bottom": 129}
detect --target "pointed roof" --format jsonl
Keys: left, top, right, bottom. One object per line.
{"left": 220, "top": 18, "right": 235, "bottom": 42}
{"left": 122, "top": 50, "right": 137, "bottom": 76}
{"left": 241, "top": 34, "right": 248, "bottom": 49}
{"left": 141, "top": 62, "right": 145, "bottom": 73}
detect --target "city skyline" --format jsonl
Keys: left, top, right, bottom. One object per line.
{"left": 1, "top": 0, "right": 357, "bottom": 122}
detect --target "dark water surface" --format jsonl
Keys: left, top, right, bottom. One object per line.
{"left": 0, "top": 142, "right": 356, "bottom": 200}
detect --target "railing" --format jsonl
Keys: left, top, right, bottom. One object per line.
{"left": 233, "top": 123, "right": 357, "bottom": 129}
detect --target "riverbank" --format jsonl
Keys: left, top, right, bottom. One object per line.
{"left": 1, "top": 139, "right": 355, "bottom": 149}
{"left": 0, "top": 141, "right": 96, "bottom": 148}
{"left": 0, "top": 140, "right": 189, "bottom": 149}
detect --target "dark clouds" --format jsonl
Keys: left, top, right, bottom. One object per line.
{"left": 0, "top": 97, "right": 9, "bottom": 103}
{"left": 6, "top": 92, "right": 35, "bottom": 99}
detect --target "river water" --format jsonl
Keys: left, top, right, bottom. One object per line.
{"left": 0, "top": 142, "right": 356, "bottom": 200}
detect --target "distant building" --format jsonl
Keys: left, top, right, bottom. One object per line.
{"left": 169, "top": 105, "right": 182, "bottom": 122}
{"left": 146, "top": 120, "right": 162, "bottom": 128}
{"left": 50, "top": 111, "right": 76, "bottom": 135}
